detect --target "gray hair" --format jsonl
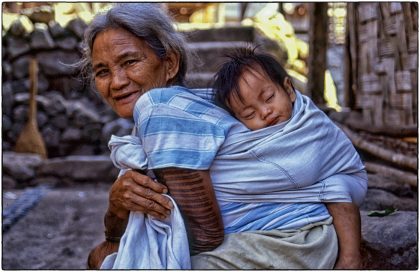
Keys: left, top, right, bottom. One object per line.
{"left": 79, "top": 3, "right": 189, "bottom": 89}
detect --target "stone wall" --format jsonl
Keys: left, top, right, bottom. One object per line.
{"left": 2, "top": 18, "right": 134, "bottom": 157}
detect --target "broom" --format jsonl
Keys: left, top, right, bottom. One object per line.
{"left": 14, "top": 57, "right": 48, "bottom": 159}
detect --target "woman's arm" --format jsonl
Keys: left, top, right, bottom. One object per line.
{"left": 154, "top": 168, "right": 224, "bottom": 255}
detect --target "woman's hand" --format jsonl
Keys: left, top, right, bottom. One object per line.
{"left": 108, "top": 170, "right": 174, "bottom": 220}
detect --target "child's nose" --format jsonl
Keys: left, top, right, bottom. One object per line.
{"left": 261, "top": 106, "right": 272, "bottom": 120}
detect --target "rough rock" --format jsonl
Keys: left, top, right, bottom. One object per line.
{"left": 3, "top": 60, "right": 13, "bottom": 81}
{"left": 37, "top": 155, "right": 118, "bottom": 183}
{"left": 7, "top": 36, "right": 31, "bottom": 59}
{"left": 66, "top": 100, "right": 101, "bottom": 125}
{"left": 48, "top": 21, "right": 70, "bottom": 38}
{"left": 2, "top": 81, "right": 14, "bottom": 117}
{"left": 24, "top": 5, "right": 55, "bottom": 24}
{"left": 101, "top": 118, "right": 134, "bottom": 140}
{"left": 3, "top": 152, "right": 44, "bottom": 182}
{"left": 2, "top": 115, "right": 12, "bottom": 133}
{"left": 37, "top": 50, "right": 80, "bottom": 76}
{"left": 361, "top": 211, "right": 417, "bottom": 269}
{"left": 55, "top": 36, "right": 78, "bottom": 50}
{"left": 61, "top": 127, "right": 82, "bottom": 142}
{"left": 41, "top": 125, "right": 61, "bottom": 147}
{"left": 2, "top": 176, "right": 17, "bottom": 190}
{"left": 66, "top": 18, "right": 88, "bottom": 40}
{"left": 36, "top": 111, "right": 49, "bottom": 128}
{"left": 43, "top": 91, "right": 67, "bottom": 115}
{"left": 30, "top": 24, "right": 55, "bottom": 49}
{"left": 49, "top": 114, "right": 68, "bottom": 130}
{"left": 361, "top": 188, "right": 417, "bottom": 211}
{"left": 367, "top": 173, "right": 415, "bottom": 198}
{"left": 12, "top": 55, "right": 31, "bottom": 79}
{"left": 49, "top": 77, "right": 84, "bottom": 97}
{"left": 7, "top": 20, "right": 27, "bottom": 37}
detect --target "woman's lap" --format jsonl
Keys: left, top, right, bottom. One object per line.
{"left": 191, "top": 217, "right": 337, "bottom": 270}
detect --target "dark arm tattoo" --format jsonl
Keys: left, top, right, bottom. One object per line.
{"left": 154, "top": 168, "right": 224, "bottom": 255}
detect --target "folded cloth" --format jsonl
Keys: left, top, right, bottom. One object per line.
{"left": 109, "top": 134, "right": 148, "bottom": 170}
{"left": 191, "top": 217, "right": 337, "bottom": 269}
{"left": 101, "top": 195, "right": 191, "bottom": 269}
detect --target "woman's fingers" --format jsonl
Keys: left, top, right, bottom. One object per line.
{"left": 128, "top": 171, "right": 167, "bottom": 193}
{"left": 127, "top": 171, "right": 174, "bottom": 210}
{"left": 125, "top": 192, "right": 171, "bottom": 219}
{"left": 112, "top": 170, "right": 174, "bottom": 218}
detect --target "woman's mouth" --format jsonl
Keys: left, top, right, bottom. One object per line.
{"left": 114, "top": 92, "right": 140, "bottom": 104}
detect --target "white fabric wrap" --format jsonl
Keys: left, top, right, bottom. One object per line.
{"left": 100, "top": 195, "right": 191, "bottom": 269}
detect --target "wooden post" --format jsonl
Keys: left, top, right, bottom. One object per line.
{"left": 344, "top": 3, "right": 356, "bottom": 108}
{"left": 306, "top": 3, "right": 329, "bottom": 105}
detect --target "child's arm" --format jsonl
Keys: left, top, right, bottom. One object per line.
{"left": 326, "top": 202, "right": 362, "bottom": 269}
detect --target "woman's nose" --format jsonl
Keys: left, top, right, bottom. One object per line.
{"left": 110, "top": 68, "right": 129, "bottom": 90}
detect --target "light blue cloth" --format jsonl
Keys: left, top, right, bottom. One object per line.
{"left": 209, "top": 88, "right": 368, "bottom": 205}
{"left": 100, "top": 195, "right": 191, "bottom": 269}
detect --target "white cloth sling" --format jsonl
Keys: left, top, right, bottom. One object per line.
{"left": 100, "top": 195, "right": 191, "bottom": 269}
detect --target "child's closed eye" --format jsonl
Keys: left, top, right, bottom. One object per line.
{"left": 265, "top": 94, "right": 274, "bottom": 102}
{"left": 241, "top": 111, "right": 255, "bottom": 120}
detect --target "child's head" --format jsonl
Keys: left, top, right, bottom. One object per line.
{"left": 213, "top": 47, "right": 296, "bottom": 130}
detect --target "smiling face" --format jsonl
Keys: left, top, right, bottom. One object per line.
{"left": 227, "top": 65, "right": 296, "bottom": 130}
{"left": 92, "top": 27, "right": 179, "bottom": 118}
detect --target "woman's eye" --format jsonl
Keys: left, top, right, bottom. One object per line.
{"left": 95, "top": 69, "right": 109, "bottom": 78}
{"left": 124, "top": 59, "right": 137, "bottom": 66}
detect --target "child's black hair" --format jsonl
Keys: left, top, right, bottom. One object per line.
{"left": 213, "top": 46, "right": 290, "bottom": 114}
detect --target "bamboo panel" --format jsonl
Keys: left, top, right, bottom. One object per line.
{"left": 358, "top": 3, "right": 378, "bottom": 23}
{"left": 389, "top": 3, "right": 403, "bottom": 15}
{"left": 347, "top": 3, "right": 417, "bottom": 127}
{"left": 386, "top": 108, "right": 407, "bottom": 126}
{"left": 360, "top": 73, "right": 382, "bottom": 93}
{"left": 395, "top": 70, "right": 412, "bottom": 92}
{"left": 408, "top": 33, "right": 417, "bottom": 53}
{"left": 389, "top": 92, "right": 412, "bottom": 109}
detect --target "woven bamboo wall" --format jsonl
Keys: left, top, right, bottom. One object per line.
{"left": 347, "top": 3, "right": 418, "bottom": 127}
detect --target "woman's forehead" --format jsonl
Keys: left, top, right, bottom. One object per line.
{"left": 93, "top": 27, "right": 142, "bottom": 48}
{"left": 92, "top": 28, "right": 150, "bottom": 64}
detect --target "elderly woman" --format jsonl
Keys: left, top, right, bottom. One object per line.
{"left": 83, "top": 3, "right": 367, "bottom": 270}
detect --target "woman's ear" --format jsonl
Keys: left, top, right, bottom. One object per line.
{"left": 165, "top": 51, "right": 180, "bottom": 83}
{"left": 283, "top": 77, "right": 296, "bottom": 102}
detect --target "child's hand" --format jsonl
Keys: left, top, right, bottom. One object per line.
{"left": 334, "top": 251, "right": 362, "bottom": 269}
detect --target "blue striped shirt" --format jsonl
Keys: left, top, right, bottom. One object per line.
{"left": 134, "top": 86, "right": 330, "bottom": 234}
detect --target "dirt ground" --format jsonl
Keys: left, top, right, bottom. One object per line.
{"left": 2, "top": 183, "right": 110, "bottom": 269}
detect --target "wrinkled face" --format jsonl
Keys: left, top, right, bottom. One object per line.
{"left": 92, "top": 27, "right": 177, "bottom": 118}
{"left": 227, "top": 65, "right": 296, "bottom": 130}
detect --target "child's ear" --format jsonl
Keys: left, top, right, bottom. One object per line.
{"left": 165, "top": 51, "right": 180, "bottom": 83}
{"left": 283, "top": 77, "right": 296, "bottom": 102}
